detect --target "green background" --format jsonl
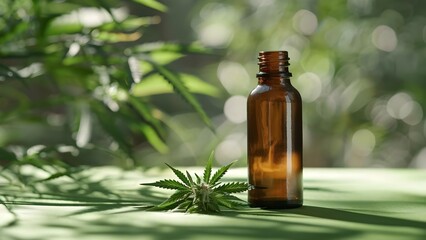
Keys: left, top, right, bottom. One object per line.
{"left": 1, "top": 0, "right": 425, "bottom": 168}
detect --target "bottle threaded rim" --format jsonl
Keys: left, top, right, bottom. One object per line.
{"left": 257, "top": 51, "right": 292, "bottom": 77}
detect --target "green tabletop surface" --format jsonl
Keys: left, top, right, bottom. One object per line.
{"left": 1, "top": 167, "right": 425, "bottom": 240}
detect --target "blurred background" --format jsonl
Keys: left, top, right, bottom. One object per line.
{"left": 1, "top": 0, "right": 425, "bottom": 169}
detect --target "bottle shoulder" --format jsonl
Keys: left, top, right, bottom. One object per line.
{"left": 248, "top": 84, "right": 301, "bottom": 102}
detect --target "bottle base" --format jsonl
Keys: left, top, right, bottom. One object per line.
{"left": 249, "top": 200, "right": 303, "bottom": 209}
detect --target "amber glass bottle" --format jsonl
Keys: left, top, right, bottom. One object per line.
{"left": 247, "top": 51, "right": 303, "bottom": 209}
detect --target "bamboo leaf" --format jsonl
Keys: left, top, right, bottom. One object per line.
{"left": 132, "top": 0, "right": 168, "bottom": 12}
{"left": 0, "top": 21, "right": 28, "bottom": 44}
{"left": 178, "top": 74, "right": 221, "bottom": 97}
{"left": 138, "top": 124, "right": 168, "bottom": 154}
{"left": 91, "top": 103, "right": 133, "bottom": 157}
{"left": 150, "top": 51, "right": 183, "bottom": 65}
{"left": 123, "top": 65, "right": 137, "bottom": 90}
{"left": 126, "top": 95, "right": 169, "bottom": 150}
{"left": 131, "top": 73, "right": 220, "bottom": 97}
{"left": 94, "top": 31, "right": 142, "bottom": 43}
{"left": 114, "top": 100, "right": 167, "bottom": 155}
{"left": 133, "top": 42, "right": 214, "bottom": 55}
{"left": 128, "top": 94, "right": 164, "bottom": 137}
{"left": 44, "top": 2, "right": 81, "bottom": 15}
{"left": 46, "top": 22, "right": 83, "bottom": 35}
{"left": 150, "top": 62, "right": 213, "bottom": 129}
{"left": 100, "top": 17, "right": 159, "bottom": 31}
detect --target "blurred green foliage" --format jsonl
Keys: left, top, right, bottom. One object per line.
{"left": 0, "top": 0, "right": 217, "bottom": 171}
{"left": 1, "top": 0, "right": 426, "bottom": 170}
{"left": 140, "top": 0, "right": 426, "bottom": 168}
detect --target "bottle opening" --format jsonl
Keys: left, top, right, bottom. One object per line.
{"left": 257, "top": 51, "right": 292, "bottom": 78}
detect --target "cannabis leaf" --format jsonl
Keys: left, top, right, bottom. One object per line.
{"left": 140, "top": 151, "right": 249, "bottom": 213}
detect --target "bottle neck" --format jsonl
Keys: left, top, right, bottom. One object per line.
{"left": 258, "top": 76, "right": 291, "bottom": 86}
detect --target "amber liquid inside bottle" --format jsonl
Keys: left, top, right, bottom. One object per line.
{"left": 247, "top": 51, "right": 303, "bottom": 209}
